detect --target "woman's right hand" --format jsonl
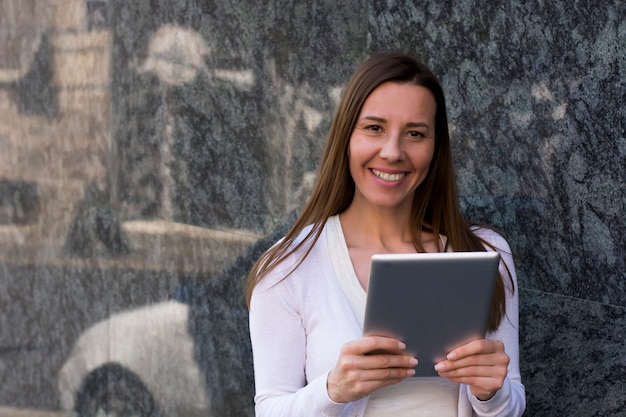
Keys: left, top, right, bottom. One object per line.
{"left": 326, "top": 336, "right": 417, "bottom": 403}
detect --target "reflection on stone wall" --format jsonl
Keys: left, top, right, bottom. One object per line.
{"left": 0, "top": 0, "right": 624, "bottom": 416}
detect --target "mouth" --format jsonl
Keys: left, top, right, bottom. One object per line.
{"left": 371, "top": 169, "right": 406, "bottom": 182}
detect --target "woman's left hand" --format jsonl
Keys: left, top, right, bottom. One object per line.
{"left": 434, "top": 339, "right": 509, "bottom": 401}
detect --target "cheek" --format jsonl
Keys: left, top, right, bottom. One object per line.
{"left": 414, "top": 145, "right": 436, "bottom": 168}
{"left": 347, "top": 138, "right": 363, "bottom": 170}
{"left": 347, "top": 135, "right": 374, "bottom": 162}
{"left": 347, "top": 149, "right": 360, "bottom": 180}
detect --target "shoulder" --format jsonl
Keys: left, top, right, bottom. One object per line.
{"left": 470, "top": 225, "right": 512, "bottom": 255}
{"left": 470, "top": 226, "right": 518, "bottom": 291}
{"left": 255, "top": 222, "right": 328, "bottom": 291}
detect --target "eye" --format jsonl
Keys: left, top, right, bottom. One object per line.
{"left": 364, "top": 124, "right": 383, "bottom": 132}
{"left": 407, "top": 130, "right": 426, "bottom": 139}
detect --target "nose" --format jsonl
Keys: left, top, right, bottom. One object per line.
{"left": 378, "top": 133, "right": 404, "bottom": 162}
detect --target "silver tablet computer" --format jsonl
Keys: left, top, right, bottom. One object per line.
{"left": 363, "top": 251, "right": 500, "bottom": 377}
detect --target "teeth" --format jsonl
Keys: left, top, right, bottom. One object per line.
{"left": 372, "top": 169, "right": 405, "bottom": 182}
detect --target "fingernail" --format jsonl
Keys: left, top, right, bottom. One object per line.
{"left": 409, "top": 358, "right": 418, "bottom": 366}
{"left": 434, "top": 363, "right": 444, "bottom": 371}
{"left": 447, "top": 352, "right": 457, "bottom": 360}
{"left": 398, "top": 341, "right": 406, "bottom": 349}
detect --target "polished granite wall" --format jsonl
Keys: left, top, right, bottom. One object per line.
{"left": 0, "top": 0, "right": 624, "bottom": 416}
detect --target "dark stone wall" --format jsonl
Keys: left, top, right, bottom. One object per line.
{"left": 0, "top": 0, "right": 623, "bottom": 416}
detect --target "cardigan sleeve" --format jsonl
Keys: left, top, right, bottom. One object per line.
{"left": 249, "top": 271, "right": 349, "bottom": 417}
{"left": 462, "top": 228, "right": 526, "bottom": 416}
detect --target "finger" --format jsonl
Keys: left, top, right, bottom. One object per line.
{"left": 436, "top": 351, "right": 509, "bottom": 373}
{"left": 364, "top": 352, "right": 418, "bottom": 371}
{"left": 437, "top": 364, "right": 507, "bottom": 398}
{"left": 340, "top": 336, "right": 410, "bottom": 359}
{"left": 361, "top": 335, "right": 410, "bottom": 354}
{"left": 435, "top": 357, "right": 509, "bottom": 380}
{"left": 437, "top": 362, "right": 507, "bottom": 379}
{"left": 446, "top": 339, "right": 504, "bottom": 361}
{"left": 359, "top": 366, "right": 417, "bottom": 382}
{"left": 339, "top": 350, "right": 418, "bottom": 373}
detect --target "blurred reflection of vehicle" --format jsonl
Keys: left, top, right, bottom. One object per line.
{"left": 58, "top": 216, "right": 294, "bottom": 417}
{"left": 58, "top": 300, "right": 208, "bottom": 417}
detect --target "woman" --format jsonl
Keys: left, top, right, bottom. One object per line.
{"left": 246, "top": 52, "right": 525, "bottom": 417}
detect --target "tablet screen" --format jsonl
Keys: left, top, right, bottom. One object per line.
{"left": 362, "top": 251, "right": 500, "bottom": 377}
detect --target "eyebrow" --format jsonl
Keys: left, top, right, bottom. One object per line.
{"left": 361, "top": 115, "right": 431, "bottom": 129}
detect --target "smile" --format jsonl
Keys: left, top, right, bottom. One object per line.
{"left": 372, "top": 169, "right": 406, "bottom": 182}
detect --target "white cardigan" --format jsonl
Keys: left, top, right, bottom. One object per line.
{"left": 249, "top": 216, "right": 526, "bottom": 417}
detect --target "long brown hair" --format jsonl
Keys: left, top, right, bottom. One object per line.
{"left": 246, "top": 52, "right": 513, "bottom": 332}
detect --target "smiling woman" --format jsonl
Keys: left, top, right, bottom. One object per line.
{"left": 347, "top": 82, "right": 436, "bottom": 230}
{"left": 245, "top": 52, "right": 526, "bottom": 417}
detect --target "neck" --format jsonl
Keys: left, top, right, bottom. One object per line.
{"left": 339, "top": 204, "right": 415, "bottom": 253}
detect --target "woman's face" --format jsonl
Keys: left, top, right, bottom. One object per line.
{"left": 348, "top": 81, "right": 436, "bottom": 213}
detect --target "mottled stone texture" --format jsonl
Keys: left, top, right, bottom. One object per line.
{"left": 0, "top": 0, "right": 624, "bottom": 416}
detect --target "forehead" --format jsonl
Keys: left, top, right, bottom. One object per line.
{"left": 359, "top": 81, "right": 437, "bottom": 122}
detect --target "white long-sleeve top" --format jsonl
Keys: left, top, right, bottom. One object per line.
{"left": 249, "top": 216, "right": 526, "bottom": 417}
